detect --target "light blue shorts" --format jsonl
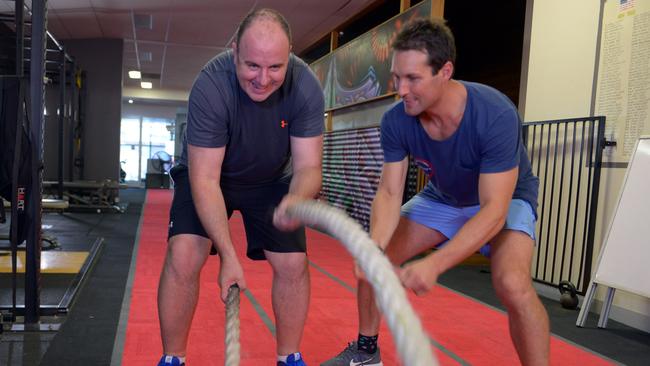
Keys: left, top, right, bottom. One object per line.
{"left": 401, "top": 197, "right": 536, "bottom": 257}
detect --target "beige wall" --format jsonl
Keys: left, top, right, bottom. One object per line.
{"left": 523, "top": 0, "right": 650, "bottom": 332}
{"left": 522, "top": 0, "right": 601, "bottom": 121}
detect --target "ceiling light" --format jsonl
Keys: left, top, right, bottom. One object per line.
{"left": 140, "top": 81, "right": 153, "bottom": 89}
{"left": 129, "top": 70, "right": 141, "bottom": 79}
{"left": 128, "top": 99, "right": 134, "bottom": 104}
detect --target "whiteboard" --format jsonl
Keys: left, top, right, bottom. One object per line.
{"left": 593, "top": 136, "right": 650, "bottom": 298}
{"left": 594, "top": 1, "right": 650, "bottom": 163}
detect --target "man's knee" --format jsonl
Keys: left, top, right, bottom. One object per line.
{"left": 384, "top": 218, "right": 446, "bottom": 266}
{"left": 492, "top": 270, "right": 536, "bottom": 309}
{"left": 268, "top": 252, "right": 308, "bottom": 281}
{"left": 164, "top": 235, "right": 210, "bottom": 281}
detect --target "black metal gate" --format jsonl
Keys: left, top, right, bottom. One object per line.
{"left": 522, "top": 116, "right": 606, "bottom": 294}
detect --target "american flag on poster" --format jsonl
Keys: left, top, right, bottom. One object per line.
{"left": 620, "top": 0, "right": 635, "bottom": 12}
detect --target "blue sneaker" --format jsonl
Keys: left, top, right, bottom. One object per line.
{"left": 157, "top": 355, "right": 185, "bottom": 366}
{"left": 277, "top": 352, "right": 307, "bottom": 366}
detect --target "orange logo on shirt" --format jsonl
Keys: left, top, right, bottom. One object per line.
{"left": 281, "top": 120, "right": 287, "bottom": 128}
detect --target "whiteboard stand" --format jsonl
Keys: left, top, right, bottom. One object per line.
{"left": 599, "top": 287, "right": 616, "bottom": 327}
{"left": 576, "top": 136, "right": 650, "bottom": 328}
{"left": 577, "top": 283, "right": 596, "bottom": 327}
{"left": 577, "top": 283, "right": 618, "bottom": 328}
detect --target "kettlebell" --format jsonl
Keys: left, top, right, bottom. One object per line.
{"left": 558, "top": 280, "right": 579, "bottom": 310}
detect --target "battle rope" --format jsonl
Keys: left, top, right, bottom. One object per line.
{"left": 287, "top": 201, "right": 438, "bottom": 366}
{"left": 224, "top": 284, "right": 240, "bottom": 366}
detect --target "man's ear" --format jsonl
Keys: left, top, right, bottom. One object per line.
{"left": 441, "top": 61, "right": 454, "bottom": 80}
{"left": 232, "top": 42, "right": 238, "bottom": 62}
{"left": 441, "top": 61, "right": 455, "bottom": 80}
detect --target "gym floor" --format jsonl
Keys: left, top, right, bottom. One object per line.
{"left": 1, "top": 188, "right": 649, "bottom": 365}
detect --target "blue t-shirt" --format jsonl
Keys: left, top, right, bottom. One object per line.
{"left": 381, "top": 81, "right": 539, "bottom": 212}
{"left": 179, "top": 50, "right": 325, "bottom": 187}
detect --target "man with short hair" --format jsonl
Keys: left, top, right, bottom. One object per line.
{"left": 323, "top": 18, "right": 549, "bottom": 366}
{"left": 157, "top": 8, "right": 324, "bottom": 366}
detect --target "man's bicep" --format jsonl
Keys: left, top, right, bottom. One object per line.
{"left": 478, "top": 167, "right": 518, "bottom": 212}
{"left": 290, "top": 69, "right": 325, "bottom": 138}
{"left": 480, "top": 110, "right": 520, "bottom": 173}
{"left": 378, "top": 158, "right": 409, "bottom": 197}
{"left": 290, "top": 135, "right": 323, "bottom": 170}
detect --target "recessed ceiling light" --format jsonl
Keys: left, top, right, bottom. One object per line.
{"left": 128, "top": 99, "right": 134, "bottom": 104}
{"left": 129, "top": 70, "right": 141, "bottom": 79}
{"left": 140, "top": 81, "right": 153, "bottom": 89}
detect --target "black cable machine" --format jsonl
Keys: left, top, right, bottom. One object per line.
{"left": 0, "top": 0, "right": 44, "bottom": 326}
{"left": 0, "top": 0, "right": 102, "bottom": 328}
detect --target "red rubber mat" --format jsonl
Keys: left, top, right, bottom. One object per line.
{"left": 120, "top": 190, "right": 614, "bottom": 365}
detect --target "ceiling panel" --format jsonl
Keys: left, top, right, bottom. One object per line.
{"left": 45, "top": 0, "right": 92, "bottom": 10}
{"left": 161, "top": 45, "right": 219, "bottom": 90}
{"left": 92, "top": 0, "right": 173, "bottom": 11}
{"left": 132, "top": 10, "right": 170, "bottom": 42}
{"left": 167, "top": 4, "right": 253, "bottom": 47}
{"left": 95, "top": 10, "right": 132, "bottom": 39}
{"left": 50, "top": 10, "right": 103, "bottom": 38}
{"left": 137, "top": 42, "right": 164, "bottom": 66}
{"left": 42, "top": 0, "right": 377, "bottom": 102}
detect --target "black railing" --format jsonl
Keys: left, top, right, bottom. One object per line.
{"left": 522, "top": 116, "right": 605, "bottom": 294}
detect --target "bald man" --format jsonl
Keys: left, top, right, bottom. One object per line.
{"left": 157, "top": 8, "right": 324, "bottom": 366}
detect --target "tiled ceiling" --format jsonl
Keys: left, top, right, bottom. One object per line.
{"left": 1, "top": 0, "right": 376, "bottom": 101}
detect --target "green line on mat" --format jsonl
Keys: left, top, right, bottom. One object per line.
{"left": 309, "top": 258, "right": 471, "bottom": 365}
{"left": 429, "top": 337, "right": 472, "bottom": 365}
{"left": 309, "top": 260, "right": 355, "bottom": 292}
{"left": 243, "top": 289, "right": 276, "bottom": 336}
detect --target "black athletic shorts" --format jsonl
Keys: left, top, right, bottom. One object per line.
{"left": 167, "top": 165, "right": 306, "bottom": 260}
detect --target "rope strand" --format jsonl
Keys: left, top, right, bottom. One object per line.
{"left": 288, "top": 201, "right": 438, "bottom": 366}
{"left": 225, "top": 285, "right": 240, "bottom": 366}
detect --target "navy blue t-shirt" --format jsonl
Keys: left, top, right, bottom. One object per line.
{"left": 179, "top": 50, "right": 325, "bottom": 187}
{"left": 381, "top": 81, "right": 538, "bottom": 212}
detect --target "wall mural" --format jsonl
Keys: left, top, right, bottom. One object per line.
{"left": 309, "top": 58, "right": 333, "bottom": 111}
{"left": 310, "top": 0, "right": 432, "bottom": 110}
{"left": 314, "top": 2, "right": 431, "bottom": 229}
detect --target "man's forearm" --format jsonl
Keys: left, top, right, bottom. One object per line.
{"left": 191, "top": 180, "right": 237, "bottom": 259}
{"left": 289, "top": 166, "right": 322, "bottom": 199}
{"left": 369, "top": 189, "right": 403, "bottom": 249}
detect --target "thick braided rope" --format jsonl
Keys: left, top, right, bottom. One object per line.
{"left": 224, "top": 285, "right": 240, "bottom": 366}
{"left": 288, "top": 201, "right": 438, "bottom": 366}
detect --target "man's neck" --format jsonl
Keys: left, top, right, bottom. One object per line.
{"left": 419, "top": 80, "right": 467, "bottom": 141}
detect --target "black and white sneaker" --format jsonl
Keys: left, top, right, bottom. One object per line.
{"left": 321, "top": 341, "right": 382, "bottom": 366}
